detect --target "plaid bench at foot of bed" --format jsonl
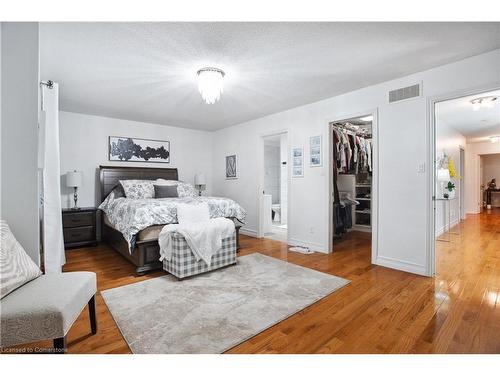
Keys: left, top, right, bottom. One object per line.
{"left": 162, "top": 232, "right": 237, "bottom": 279}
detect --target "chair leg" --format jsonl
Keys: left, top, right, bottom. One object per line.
{"left": 53, "top": 336, "right": 67, "bottom": 353}
{"left": 88, "top": 294, "right": 97, "bottom": 335}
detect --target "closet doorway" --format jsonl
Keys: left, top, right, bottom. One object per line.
{"left": 259, "top": 132, "right": 289, "bottom": 243}
{"left": 328, "top": 112, "right": 378, "bottom": 259}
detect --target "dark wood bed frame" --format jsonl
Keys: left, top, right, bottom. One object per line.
{"left": 99, "top": 165, "right": 241, "bottom": 276}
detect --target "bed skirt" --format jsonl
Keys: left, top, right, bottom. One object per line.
{"left": 163, "top": 232, "right": 237, "bottom": 279}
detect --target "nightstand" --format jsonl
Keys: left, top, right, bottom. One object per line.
{"left": 62, "top": 207, "right": 97, "bottom": 249}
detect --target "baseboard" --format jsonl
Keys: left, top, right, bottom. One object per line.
{"left": 374, "top": 255, "right": 428, "bottom": 276}
{"left": 239, "top": 228, "right": 258, "bottom": 238}
{"left": 288, "top": 238, "right": 327, "bottom": 254}
{"left": 435, "top": 218, "right": 460, "bottom": 237}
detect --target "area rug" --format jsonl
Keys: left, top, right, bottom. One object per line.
{"left": 101, "top": 253, "right": 349, "bottom": 353}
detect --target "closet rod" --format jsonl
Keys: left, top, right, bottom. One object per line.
{"left": 332, "top": 123, "right": 371, "bottom": 138}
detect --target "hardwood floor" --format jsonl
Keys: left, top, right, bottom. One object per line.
{"left": 10, "top": 209, "right": 500, "bottom": 353}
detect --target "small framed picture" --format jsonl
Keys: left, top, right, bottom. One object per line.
{"left": 309, "top": 135, "right": 322, "bottom": 167}
{"left": 292, "top": 147, "right": 304, "bottom": 178}
{"left": 226, "top": 154, "right": 237, "bottom": 179}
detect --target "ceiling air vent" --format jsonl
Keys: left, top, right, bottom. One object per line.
{"left": 388, "top": 83, "right": 421, "bottom": 103}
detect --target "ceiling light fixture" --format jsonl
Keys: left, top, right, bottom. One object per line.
{"left": 490, "top": 136, "right": 500, "bottom": 143}
{"left": 197, "top": 67, "right": 225, "bottom": 104}
{"left": 470, "top": 96, "right": 497, "bottom": 111}
{"left": 360, "top": 115, "right": 373, "bottom": 122}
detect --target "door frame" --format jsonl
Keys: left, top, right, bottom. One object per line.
{"left": 325, "top": 108, "right": 379, "bottom": 263}
{"left": 257, "top": 129, "right": 290, "bottom": 242}
{"left": 459, "top": 146, "right": 466, "bottom": 220}
{"left": 427, "top": 82, "right": 500, "bottom": 276}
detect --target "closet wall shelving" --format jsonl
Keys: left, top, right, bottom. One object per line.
{"left": 354, "top": 173, "right": 372, "bottom": 229}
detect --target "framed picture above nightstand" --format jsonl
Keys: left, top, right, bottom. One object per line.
{"left": 62, "top": 207, "right": 98, "bottom": 249}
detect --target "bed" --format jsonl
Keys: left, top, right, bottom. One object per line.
{"left": 98, "top": 166, "right": 245, "bottom": 275}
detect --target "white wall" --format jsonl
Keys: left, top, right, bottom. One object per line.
{"left": 212, "top": 48, "right": 500, "bottom": 276}
{"left": 482, "top": 153, "right": 500, "bottom": 207}
{"left": 435, "top": 118, "right": 466, "bottom": 234}
{"left": 465, "top": 140, "right": 500, "bottom": 213}
{"left": 0, "top": 23, "right": 41, "bottom": 264}
{"left": 59, "top": 111, "right": 214, "bottom": 209}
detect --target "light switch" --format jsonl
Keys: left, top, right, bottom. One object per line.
{"left": 417, "top": 163, "right": 426, "bottom": 173}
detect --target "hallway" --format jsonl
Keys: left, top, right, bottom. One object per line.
{"left": 434, "top": 208, "right": 500, "bottom": 352}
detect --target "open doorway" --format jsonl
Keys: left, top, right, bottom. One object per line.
{"left": 433, "top": 88, "right": 500, "bottom": 272}
{"left": 481, "top": 153, "right": 500, "bottom": 211}
{"left": 260, "top": 132, "right": 288, "bottom": 242}
{"left": 330, "top": 114, "right": 375, "bottom": 255}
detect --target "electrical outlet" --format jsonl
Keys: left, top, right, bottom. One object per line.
{"left": 417, "top": 163, "right": 426, "bottom": 173}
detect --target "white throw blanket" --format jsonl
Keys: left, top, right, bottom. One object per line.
{"left": 158, "top": 218, "right": 235, "bottom": 266}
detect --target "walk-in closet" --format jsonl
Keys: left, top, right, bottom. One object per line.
{"left": 331, "top": 115, "right": 373, "bottom": 249}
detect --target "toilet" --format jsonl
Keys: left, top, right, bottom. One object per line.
{"left": 271, "top": 204, "right": 281, "bottom": 222}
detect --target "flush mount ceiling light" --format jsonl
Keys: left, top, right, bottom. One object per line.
{"left": 360, "top": 115, "right": 373, "bottom": 122}
{"left": 490, "top": 136, "right": 500, "bottom": 143}
{"left": 197, "top": 67, "right": 225, "bottom": 104}
{"left": 470, "top": 96, "right": 497, "bottom": 111}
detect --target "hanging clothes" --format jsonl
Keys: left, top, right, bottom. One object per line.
{"left": 366, "top": 139, "right": 373, "bottom": 172}
{"left": 333, "top": 193, "right": 358, "bottom": 236}
{"left": 332, "top": 124, "right": 372, "bottom": 174}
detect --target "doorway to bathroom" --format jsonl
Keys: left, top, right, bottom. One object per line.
{"left": 260, "top": 132, "right": 289, "bottom": 242}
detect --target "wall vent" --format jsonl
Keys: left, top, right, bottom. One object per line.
{"left": 388, "top": 83, "right": 421, "bottom": 103}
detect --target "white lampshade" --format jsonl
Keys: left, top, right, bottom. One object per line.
{"left": 194, "top": 173, "right": 206, "bottom": 186}
{"left": 437, "top": 168, "right": 450, "bottom": 182}
{"left": 66, "top": 171, "right": 83, "bottom": 187}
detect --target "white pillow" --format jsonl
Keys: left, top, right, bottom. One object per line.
{"left": 176, "top": 203, "right": 210, "bottom": 224}
{"left": 0, "top": 220, "right": 42, "bottom": 299}
{"left": 119, "top": 180, "right": 154, "bottom": 199}
{"left": 177, "top": 182, "right": 198, "bottom": 197}
{"left": 155, "top": 178, "right": 179, "bottom": 186}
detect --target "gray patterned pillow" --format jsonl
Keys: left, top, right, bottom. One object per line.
{"left": 177, "top": 182, "right": 198, "bottom": 197}
{"left": 119, "top": 180, "right": 155, "bottom": 199}
{"left": 0, "top": 220, "right": 42, "bottom": 299}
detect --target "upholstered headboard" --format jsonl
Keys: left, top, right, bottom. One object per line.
{"left": 99, "top": 165, "right": 179, "bottom": 202}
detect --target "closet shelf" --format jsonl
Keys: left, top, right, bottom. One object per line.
{"left": 355, "top": 210, "right": 371, "bottom": 214}
{"left": 355, "top": 184, "right": 371, "bottom": 187}
{"left": 356, "top": 197, "right": 371, "bottom": 201}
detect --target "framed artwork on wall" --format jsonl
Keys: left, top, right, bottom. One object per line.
{"left": 109, "top": 136, "right": 170, "bottom": 163}
{"left": 309, "top": 135, "right": 322, "bottom": 167}
{"left": 292, "top": 147, "right": 304, "bottom": 177}
{"left": 226, "top": 154, "right": 237, "bottom": 179}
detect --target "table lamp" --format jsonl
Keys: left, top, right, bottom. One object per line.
{"left": 437, "top": 168, "right": 450, "bottom": 198}
{"left": 66, "top": 170, "right": 83, "bottom": 210}
{"left": 194, "top": 173, "right": 206, "bottom": 196}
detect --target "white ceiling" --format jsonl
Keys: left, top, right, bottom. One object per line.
{"left": 436, "top": 89, "right": 500, "bottom": 143}
{"left": 40, "top": 22, "right": 500, "bottom": 131}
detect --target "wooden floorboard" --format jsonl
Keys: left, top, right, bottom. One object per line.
{"left": 8, "top": 209, "right": 500, "bottom": 353}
